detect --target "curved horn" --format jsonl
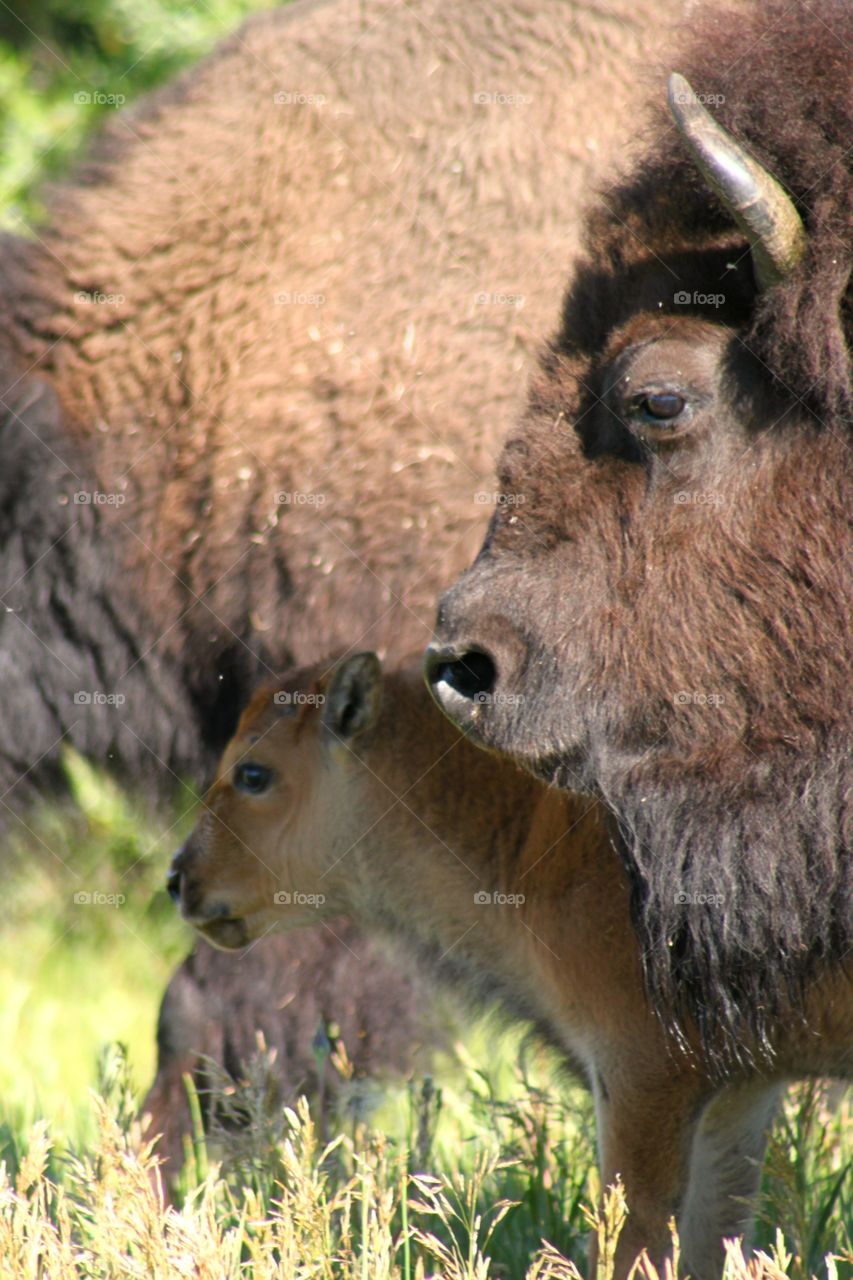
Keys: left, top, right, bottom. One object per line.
{"left": 667, "top": 72, "right": 806, "bottom": 290}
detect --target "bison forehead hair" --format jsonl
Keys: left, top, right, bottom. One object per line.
{"left": 572, "top": 0, "right": 852, "bottom": 429}
{"left": 432, "top": 0, "right": 852, "bottom": 1068}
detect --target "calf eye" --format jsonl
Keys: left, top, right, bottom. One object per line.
{"left": 233, "top": 762, "right": 273, "bottom": 795}
{"left": 637, "top": 391, "right": 686, "bottom": 421}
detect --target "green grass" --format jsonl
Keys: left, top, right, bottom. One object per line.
{"left": 0, "top": 751, "right": 195, "bottom": 1142}
{"left": 1, "top": 1051, "right": 850, "bottom": 1279}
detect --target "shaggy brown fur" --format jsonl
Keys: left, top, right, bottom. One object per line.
{"left": 169, "top": 653, "right": 851, "bottom": 1279}
{"left": 142, "top": 925, "right": 438, "bottom": 1191}
{"left": 427, "top": 0, "right": 852, "bottom": 1066}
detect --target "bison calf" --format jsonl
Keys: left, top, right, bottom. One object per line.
{"left": 168, "top": 653, "right": 851, "bottom": 1278}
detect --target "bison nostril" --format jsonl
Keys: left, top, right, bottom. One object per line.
{"left": 425, "top": 646, "right": 496, "bottom": 702}
{"left": 167, "top": 868, "right": 182, "bottom": 902}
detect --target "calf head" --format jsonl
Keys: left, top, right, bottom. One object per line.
{"left": 168, "top": 654, "right": 382, "bottom": 950}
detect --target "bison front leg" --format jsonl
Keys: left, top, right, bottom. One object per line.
{"left": 678, "top": 1080, "right": 783, "bottom": 1280}
{"left": 591, "top": 1070, "right": 705, "bottom": 1280}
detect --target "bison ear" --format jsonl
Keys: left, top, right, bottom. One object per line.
{"left": 322, "top": 653, "right": 382, "bottom": 741}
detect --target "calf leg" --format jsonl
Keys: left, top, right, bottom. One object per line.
{"left": 678, "top": 1080, "right": 783, "bottom": 1280}
{"left": 591, "top": 1069, "right": 705, "bottom": 1279}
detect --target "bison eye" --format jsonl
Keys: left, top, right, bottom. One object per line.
{"left": 233, "top": 762, "right": 273, "bottom": 795}
{"left": 637, "top": 391, "right": 686, "bottom": 421}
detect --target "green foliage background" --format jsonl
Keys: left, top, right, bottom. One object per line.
{"left": 0, "top": 0, "right": 276, "bottom": 226}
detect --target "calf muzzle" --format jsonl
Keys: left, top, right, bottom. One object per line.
{"left": 166, "top": 841, "right": 190, "bottom": 904}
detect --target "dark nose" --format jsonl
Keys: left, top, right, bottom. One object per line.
{"left": 167, "top": 843, "right": 188, "bottom": 903}
{"left": 424, "top": 645, "right": 497, "bottom": 728}
{"left": 167, "top": 866, "right": 182, "bottom": 902}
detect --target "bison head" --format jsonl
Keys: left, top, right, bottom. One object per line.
{"left": 167, "top": 656, "right": 383, "bottom": 950}
{"left": 426, "top": 25, "right": 852, "bottom": 1063}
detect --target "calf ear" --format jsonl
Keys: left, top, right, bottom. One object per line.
{"left": 322, "top": 653, "right": 382, "bottom": 741}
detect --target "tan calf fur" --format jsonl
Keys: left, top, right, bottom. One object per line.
{"left": 169, "top": 653, "right": 850, "bottom": 1279}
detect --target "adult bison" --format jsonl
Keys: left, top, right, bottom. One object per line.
{"left": 0, "top": 0, "right": 681, "bottom": 1176}
{"left": 0, "top": 0, "right": 677, "bottom": 804}
{"left": 427, "top": 0, "right": 852, "bottom": 1069}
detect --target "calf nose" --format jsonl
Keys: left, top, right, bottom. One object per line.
{"left": 166, "top": 842, "right": 189, "bottom": 903}
{"left": 166, "top": 865, "right": 182, "bottom": 902}
{"left": 424, "top": 644, "right": 497, "bottom": 729}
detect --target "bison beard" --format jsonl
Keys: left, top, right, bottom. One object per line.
{"left": 429, "top": 0, "right": 852, "bottom": 1069}
{"left": 606, "top": 750, "right": 851, "bottom": 1066}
